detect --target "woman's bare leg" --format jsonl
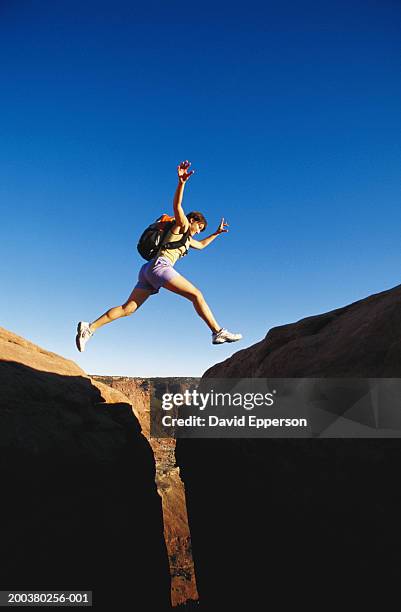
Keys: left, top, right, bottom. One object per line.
{"left": 89, "top": 288, "right": 153, "bottom": 332}
{"left": 162, "top": 274, "right": 221, "bottom": 333}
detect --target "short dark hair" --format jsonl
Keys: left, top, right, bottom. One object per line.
{"left": 186, "top": 211, "right": 207, "bottom": 232}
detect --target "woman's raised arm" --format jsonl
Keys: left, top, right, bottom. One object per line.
{"left": 173, "top": 160, "right": 194, "bottom": 231}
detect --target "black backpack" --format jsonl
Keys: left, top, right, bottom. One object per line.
{"left": 137, "top": 214, "right": 190, "bottom": 261}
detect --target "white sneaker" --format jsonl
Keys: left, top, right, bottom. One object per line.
{"left": 76, "top": 321, "right": 93, "bottom": 352}
{"left": 212, "top": 328, "right": 242, "bottom": 344}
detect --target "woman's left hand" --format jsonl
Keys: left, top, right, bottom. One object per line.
{"left": 177, "top": 160, "right": 194, "bottom": 184}
{"left": 216, "top": 218, "right": 229, "bottom": 234}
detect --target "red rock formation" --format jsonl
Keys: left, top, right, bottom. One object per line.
{"left": 204, "top": 283, "right": 401, "bottom": 377}
{"left": 0, "top": 327, "right": 171, "bottom": 610}
{"left": 176, "top": 283, "right": 401, "bottom": 609}
{"left": 91, "top": 376, "right": 199, "bottom": 608}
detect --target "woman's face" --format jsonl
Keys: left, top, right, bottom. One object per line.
{"left": 190, "top": 220, "right": 205, "bottom": 235}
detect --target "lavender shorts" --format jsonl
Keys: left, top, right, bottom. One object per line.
{"left": 134, "top": 256, "right": 179, "bottom": 294}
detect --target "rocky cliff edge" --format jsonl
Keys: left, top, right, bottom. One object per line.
{"left": 0, "top": 327, "right": 171, "bottom": 610}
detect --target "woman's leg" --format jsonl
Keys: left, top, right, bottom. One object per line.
{"left": 89, "top": 288, "right": 153, "bottom": 332}
{"left": 162, "top": 274, "right": 221, "bottom": 333}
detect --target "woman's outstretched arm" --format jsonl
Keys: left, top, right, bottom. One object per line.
{"left": 173, "top": 160, "right": 194, "bottom": 230}
{"left": 190, "top": 218, "right": 229, "bottom": 249}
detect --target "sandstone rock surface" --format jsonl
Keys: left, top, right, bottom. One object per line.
{"left": 91, "top": 376, "right": 199, "bottom": 608}
{"left": 204, "top": 283, "right": 401, "bottom": 377}
{"left": 177, "top": 284, "right": 401, "bottom": 608}
{"left": 0, "top": 327, "right": 171, "bottom": 610}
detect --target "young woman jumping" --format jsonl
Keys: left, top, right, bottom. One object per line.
{"left": 75, "top": 160, "right": 242, "bottom": 351}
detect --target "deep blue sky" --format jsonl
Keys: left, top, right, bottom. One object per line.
{"left": 1, "top": 0, "right": 400, "bottom": 376}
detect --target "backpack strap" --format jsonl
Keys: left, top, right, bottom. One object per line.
{"left": 162, "top": 227, "right": 191, "bottom": 251}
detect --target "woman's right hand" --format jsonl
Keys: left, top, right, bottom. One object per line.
{"left": 177, "top": 160, "right": 195, "bottom": 184}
